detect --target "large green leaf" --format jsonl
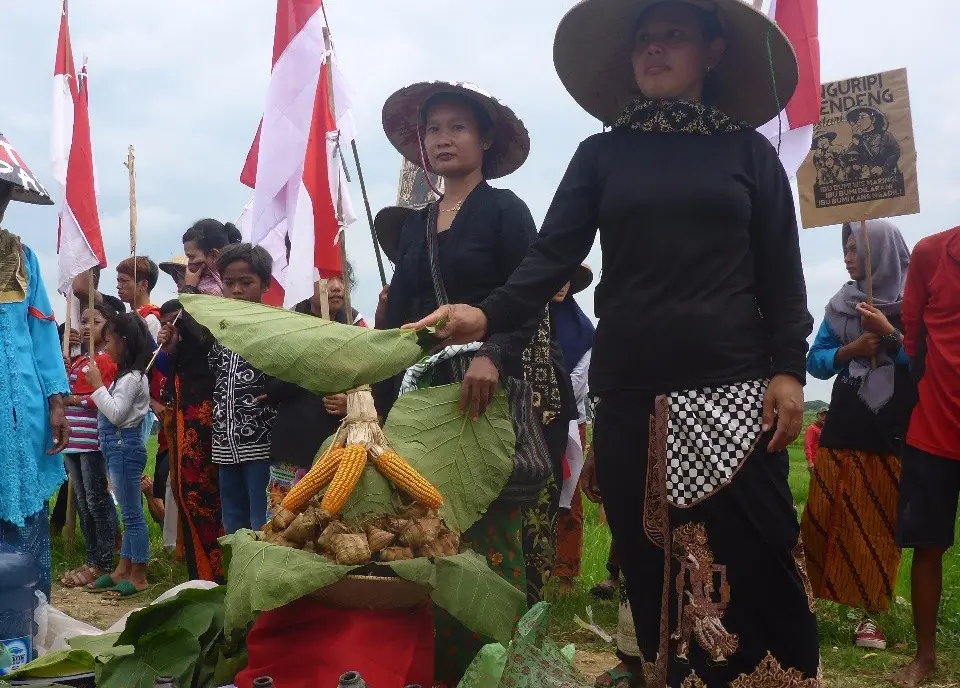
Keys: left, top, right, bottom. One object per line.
{"left": 97, "top": 630, "right": 200, "bottom": 688}
{"left": 180, "top": 294, "right": 426, "bottom": 394}
{"left": 383, "top": 384, "right": 515, "bottom": 532}
{"left": 431, "top": 551, "right": 526, "bottom": 645}
{"left": 67, "top": 633, "right": 132, "bottom": 660}
{"left": 339, "top": 466, "right": 401, "bottom": 525}
{"left": 3, "top": 649, "right": 95, "bottom": 679}
{"left": 220, "top": 530, "right": 353, "bottom": 635}
{"left": 117, "top": 585, "right": 225, "bottom": 648}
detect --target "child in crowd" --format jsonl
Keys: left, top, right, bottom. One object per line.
{"left": 85, "top": 313, "right": 153, "bottom": 597}
{"left": 209, "top": 244, "right": 276, "bottom": 533}
{"left": 59, "top": 302, "right": 121, "bottom": 588}
{"left": 181, "top": 219, "right": 243, "bottom": 296}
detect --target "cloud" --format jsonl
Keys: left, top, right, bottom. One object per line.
{"left": 2, "top": 0, "right": 958, "bottom": 405}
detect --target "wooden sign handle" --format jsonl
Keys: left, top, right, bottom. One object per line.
{"left": 859, "top": 219, "right": 878, "bottom": 369}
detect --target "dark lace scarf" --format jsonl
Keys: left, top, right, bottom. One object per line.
{"left": 613, "top": 98, "right": 749, "bottom": 135}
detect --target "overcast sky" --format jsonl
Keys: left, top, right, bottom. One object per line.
{"left": 3, "top": 0, "right": 958, "bottom": 401}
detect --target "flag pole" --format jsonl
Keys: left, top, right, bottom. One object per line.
{"left": 125, "top": 145, "right": 137, "bottom": 291}
{"left": 322, "top": 25, "right": 351, "bottom": 319}
{"left": 350, "top": 140, "right": 387, "bottom": 288}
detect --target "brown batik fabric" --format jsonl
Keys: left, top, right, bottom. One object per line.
{"left": 800, "top": 447, "right": 902, "bottom": 613}
{"left": 632, "top": 387, "right": 821, "bottom": 688}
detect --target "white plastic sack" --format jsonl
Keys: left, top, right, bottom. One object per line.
{"left": 33, "top": 592, "right": 101, "bottom": 656}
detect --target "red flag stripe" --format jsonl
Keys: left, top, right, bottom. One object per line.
{"left": 777, "top": 0, "right": 820, "bottom": 128}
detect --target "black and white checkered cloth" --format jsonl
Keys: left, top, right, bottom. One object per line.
{"left": 666, "top": 379, "right": 768, "bottom": 507}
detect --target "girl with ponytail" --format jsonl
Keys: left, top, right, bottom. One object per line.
{"left": 181, "top": 219, "right": 243, "bottom": 296}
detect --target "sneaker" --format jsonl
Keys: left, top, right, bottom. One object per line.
{"left": 854, "top": 620, "right": 887, "bottom": 650}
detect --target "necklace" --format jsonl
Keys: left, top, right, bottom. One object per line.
{"left": 439, "top": 200, "right": 464, "bottom": 213}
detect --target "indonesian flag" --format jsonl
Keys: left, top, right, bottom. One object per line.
{"left": 52, "top": 2, "right": 106, "bottom": 296}
{"left": 757, "top": 0, "right": 820, "bottom": 177}
{"left": 240, "top": 0, "right": 357, "bottom": 308}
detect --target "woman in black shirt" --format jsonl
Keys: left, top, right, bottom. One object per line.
{"left": 408, "top": 1, "right": 819, "bottom": 685}
{"left": 376, "top": 81, "right": 573, "bottom": 685}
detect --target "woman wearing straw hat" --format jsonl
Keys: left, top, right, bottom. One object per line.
{"left": 376, "top": 81, "right": 576, "bottom": 684}
{"left": 407, "top": 2, "right": 820, "bottom": 685}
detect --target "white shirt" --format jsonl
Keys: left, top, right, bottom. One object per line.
{"left": 571, "top": 349, "right": 591, "bottom": 424}
{"left": 91, "top": 371, "right": 151, "bottom": 429}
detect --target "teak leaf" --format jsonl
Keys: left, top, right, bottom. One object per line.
{"left": 180, "top": 294, "right": 426, "bottom": 395}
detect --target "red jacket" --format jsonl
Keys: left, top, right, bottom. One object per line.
{"left": 902, "top": 226, "right": 960, "bottom": 460}
{"left": 804, "top": 423, "right": 822, "bottom": 466}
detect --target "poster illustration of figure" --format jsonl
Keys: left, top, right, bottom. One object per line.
{"left": 798, "top": 68, "right": 920, "bottom": 229}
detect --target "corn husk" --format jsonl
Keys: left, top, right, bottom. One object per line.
{"left": 317, "top": 521, "right": 351, "bottom": 551}
{"left": 379, "top": 546, "right": 415, "bottom": 562}
{"left": 332, "top": 533, "right": 372, "bottom": 565}
{"left": 365, "top": 525, "right": 395, "bottom": 553}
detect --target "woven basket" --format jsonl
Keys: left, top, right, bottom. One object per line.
{"left": 308, "top": 574, "right": 430, "bottom": 610}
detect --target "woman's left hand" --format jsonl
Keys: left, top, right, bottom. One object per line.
{"left": 762, "top": 374, "right": 804, "bottom": 453}
{"left": 856, "top": 302, "right": 895, "bottom": 336}
{"left": 461, "top": 355, "right": 499, "bottom": 421}
{"left": 84, "top": 359, "right": 104, "bottom": 390}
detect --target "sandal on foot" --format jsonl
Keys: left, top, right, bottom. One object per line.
{"left": 106, "top": 580, "right": 148, "bottom": 598}
{"left": 595, "top": 669, "right": 639, "bottom": 688}
{"left": 86, "top": 574, "right": 118, "bottom": 593}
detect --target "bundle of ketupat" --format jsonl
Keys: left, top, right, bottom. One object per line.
{"left": 262, "top": 501, "right": 461, "bottom": 565}
{"left": 262, "top": 385, "right": 458, "bottom": 564}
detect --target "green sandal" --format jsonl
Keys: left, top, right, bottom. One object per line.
{"left": 85, "top": 574, "right": 118, "bottom": 593}
{"left": 106, "top": 580, "right": 149, "bottom": 598}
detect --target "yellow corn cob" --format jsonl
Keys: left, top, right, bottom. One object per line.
{"left": 280, "top": 445, "right": 345, "bottom": 513}
{"left": 374, "top": 451, "right": 443, "bottom": 509}
{"left": 320, "top": 444, "right": 368, "bottom": 514}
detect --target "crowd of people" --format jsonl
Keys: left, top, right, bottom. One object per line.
{"left": 0, "top": 0, "right": 958, "bottom": 687}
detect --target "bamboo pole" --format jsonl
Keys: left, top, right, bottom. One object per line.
{"left": 752, "top": 0, "right": 763, "bottom": 9}
{"left": 125, "top": 146, "right": 138, "bottom": 291}
{"left": 61, "top": 290, "right": 76, "bottom": 552}
{"left": 351, "top": 140, "right": 387, "bottom": 287}
{"left": 62, "top": 292, "right": 73, "bottom": 358}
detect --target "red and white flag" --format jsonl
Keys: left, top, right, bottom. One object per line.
{"left": 757, "top": 0, "right": 820, "bottom": 177}
{"left": 52, "top": 2, "right": 105, "bottom": 296}
{"left": 240, "top": 0, "right": 356, "bottom": 308}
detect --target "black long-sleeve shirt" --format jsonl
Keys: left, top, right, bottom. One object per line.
{"left": 375, "top": 181, "right": 544, "bottom": 416}
{"left": 481, "top": 128, "right": 813, "bottom": 395}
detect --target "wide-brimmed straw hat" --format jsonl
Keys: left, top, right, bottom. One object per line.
{"left": 159, "top": 254, "right": 188, "bottom": 281}
{"left": 846, "top": 106, "right": 888, "bottom": 131}
{"left": 553, "top": 0, "right": 799, "bottom": 127}
{"left": 570, "top": 264, "right": 594, "bottom": 295}
{"left": 0, "top": 132, "right": 54, "bottom": 206}
{"left": 374, "top": 206, "right": 419, "bottom": 263}
{"left": 382, "top": 81, "right": 530, "bottom": 179}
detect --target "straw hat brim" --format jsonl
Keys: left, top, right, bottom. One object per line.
{"left": 374, "top": 206, "right": 421, "bottom": 263}
{"left": 570, "top": 264, "right": 594, "bottom": 295}
{"left": 553, "top": 0, "right": 799, "bottom": 127}
{"left": 159, "top": 254, "right": 189, "bottom": 280}
{"left": 382, "top": 82, "right": 530, "bottom": 179}
{"left": 846, "top": 106, "right": 888, "bottom": 131}
{"left": 0, "top": 133, "right": 54, "bottom": 206}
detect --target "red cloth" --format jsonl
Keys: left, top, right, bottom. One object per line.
{"left": 235, "top": 598, "right": 435, "bottom": 688}
{"left": 902, "top": 227, "right": 960, "bottom": 461}
{"left": 804, "top": 423, "right": 821, "bottom": 466}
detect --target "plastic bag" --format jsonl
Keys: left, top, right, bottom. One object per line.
{"left": 33, "top": 592, "right": 101, "bottom": 656}
{"left": 458, "top": 602, "right": 589, "bottom": 688}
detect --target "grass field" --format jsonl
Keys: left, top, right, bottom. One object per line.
{"left": 49, "top": 422, "right": 960, "bottom": 685}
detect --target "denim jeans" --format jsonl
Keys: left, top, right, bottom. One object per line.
{"left": 218, "top": 461, "right": 271, "bottom": 534}
{"left": 99, "top": 419, "right": 150, "bottom": 564}
{"left": 63, "top": 451, "right": 119, "bottom": 571}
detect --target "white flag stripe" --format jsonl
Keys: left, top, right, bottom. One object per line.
{"left": 57, "top": 205, "right": 99, "bottom": 295}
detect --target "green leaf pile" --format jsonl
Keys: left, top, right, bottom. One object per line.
{"left": 221, "top": 530, "right": 524, "bottom": 644}
{"left": 180, "top": 294, "right": 426, "bottom": 394}
{"left": 383, "top": 383, "right": 515, "bottom": 532}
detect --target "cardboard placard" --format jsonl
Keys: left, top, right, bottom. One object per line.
{"left": 798, "top": 68, "right": 920, "bottom": 229}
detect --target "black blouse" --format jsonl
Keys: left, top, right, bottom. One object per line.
{"left": 481, "top": 128, "right": 814, "bottom": 396}
{"left": 377, "top": 182, "right": 544, "bottom": 414}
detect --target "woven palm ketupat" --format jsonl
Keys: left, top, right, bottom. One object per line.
{"left": 308, "top": 574, "right": 431, "bottom": 610}
{"left": 800, "top": 447, "right": 903, "bottom": 613}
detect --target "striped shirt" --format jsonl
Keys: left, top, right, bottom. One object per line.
{"left": 64, "top": 352, "right": 118, "bottom": 453}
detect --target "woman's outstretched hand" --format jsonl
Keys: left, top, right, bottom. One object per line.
{"left": 762, "top": 374, "right": 804, "bottom": 453}
{"left": 403, "top": 304, "right": 490, "bottom": 346}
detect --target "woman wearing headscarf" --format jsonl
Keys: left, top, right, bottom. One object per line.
{"left": 407, "top": 1, "right": 820, "bottom": 685}
{"left": 801, "top": 220, "right": 915, "bottom": 650}
{"left": 374, "top": 81, "right": 572, "bottom": 685}
{"left": 0, "top": 133, "right": 70, "bottom": 599}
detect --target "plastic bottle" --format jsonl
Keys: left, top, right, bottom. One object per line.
{"left": 0, "top": 544, "right": 39, "bottom": 677}
{"left": 338, "top": 671, "right": 367, "bottom": 688}
{"left": 253, "top": 678, "right": 275, "bottom": 687}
